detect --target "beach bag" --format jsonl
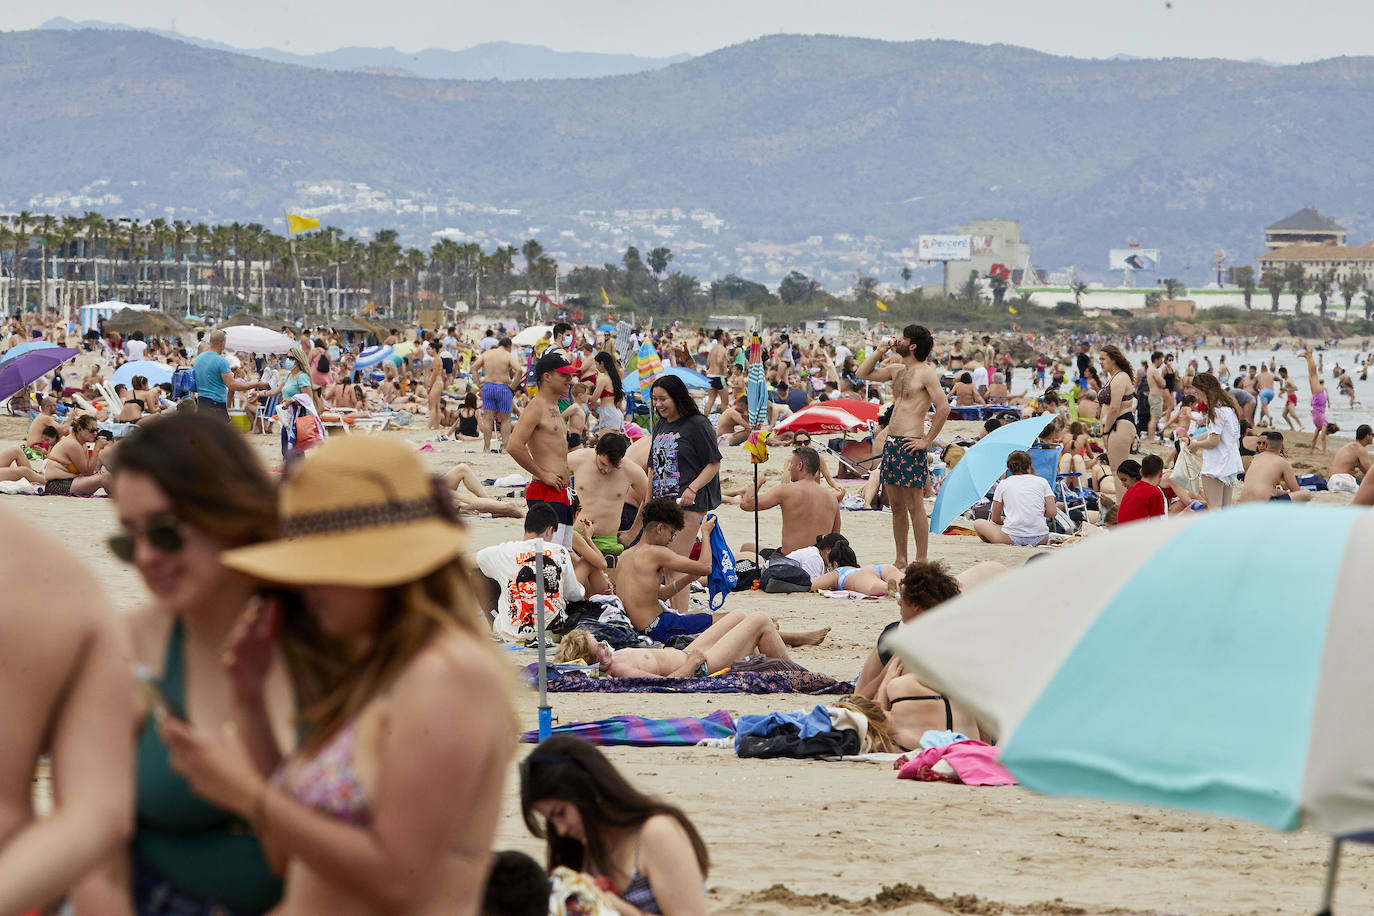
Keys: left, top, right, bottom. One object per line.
{"left": 1169, "top": 444, "right": 1203, "bottom": 498}
{"left": 704, "top": 513, "right": 737, "bottom": 610}
{"left": 732, "top": 558, "right": 759, "bottom": 592}
{"left": 760, "top": 557, "right": 811, "bottom": 591}
{"left": 171, "top": 368, "right": 196, "bottom": 401}
{"left": 294, "top": 413, "right": 323, "bottom": 452}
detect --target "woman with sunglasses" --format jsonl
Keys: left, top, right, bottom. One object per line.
{"left": 75, "top": 412, "right": 293, "bottom": 915}
{"left": 43, "top": 413, "right": 113, "bottom": 497}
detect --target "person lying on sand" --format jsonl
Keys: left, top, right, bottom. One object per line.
{"left": 442, "top": 461, "right": 523, "bottom": 518}
{"left": 808, "top": 563, "right": 902, "bottom": 597}
{"left": 0, "top": 445, "right": 45, "bottom": 485}
{"left": 555, "top": 610, "right": 827, "bottom": 678}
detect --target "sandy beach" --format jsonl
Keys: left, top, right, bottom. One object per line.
{"left": 4, "top": 401, "right": 1372, "bottom": 916}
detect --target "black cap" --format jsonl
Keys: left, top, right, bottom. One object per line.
{"left": 534, "top": 352, "right": 577, "bottom": 381}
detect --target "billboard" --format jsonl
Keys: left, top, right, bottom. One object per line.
{"left": 1110, "top": 248, "right": 1160, "bottom": 270}
{"left": 918, "top": 235, "right": 971, "bottom": 261}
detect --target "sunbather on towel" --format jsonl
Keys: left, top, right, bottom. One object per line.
{"left": 556, "top": 610, "right": 828, "bottom": 679}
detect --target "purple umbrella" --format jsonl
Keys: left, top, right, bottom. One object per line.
{"left": 0, "top": 347, "right": 80, "bottom": 402}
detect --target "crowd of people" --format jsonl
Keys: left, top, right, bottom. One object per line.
{"left": 5, "top": 305, "right": 1374, "bottom": 914}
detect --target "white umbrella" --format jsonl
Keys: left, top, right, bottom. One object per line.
{"left": 512, "top": 325, "right": 552, "bottom": 347}
{"left": 224, "top": 326, "right": 296, "bottom": 355}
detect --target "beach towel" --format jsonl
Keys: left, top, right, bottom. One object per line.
{"left": 550, "top": 867, "right": 618, "bottom": 916}
{"left": 896, "top": 739, "right": 1017, "bottom": 787}
{"left": 705, "top": 513, "right": 737, "bottom": 610}
{"left": 524, "top": 665, "right": 852, "bottom": 695}
{"left": 818, "top": 590, "right": 888, "bottom": 600}
{"left": 520, "top": 708, "right": 736, "bottom": 746}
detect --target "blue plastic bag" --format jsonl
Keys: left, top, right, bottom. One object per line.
{"left": 705, "top": 513, "right": 737, "bottom": 611}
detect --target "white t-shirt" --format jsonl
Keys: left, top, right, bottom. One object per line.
{"left": 786, "top": 546, "right": 826, "bottom": 579}
{"left": 993, "top": 473, "right": 1055, "bottom": 539}
{"left": 972, "top": 366, "right": 989, "bottom": 389}
{"left": 475, "top": 538, "right": 584, "bottom": 642}
{"left": 480, "top": 336, "right": 499, "bottom": 351}
{"left": 833, "top": 345, "right": 853, "bottom": 366}
{"left": 1200, "top": 406, "right": 1244, "bottom": 480}
{"left": 125, "top": 339, "right": 147, "bottom": 361}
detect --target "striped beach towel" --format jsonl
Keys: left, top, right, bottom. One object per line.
{"left": 520, "top": 708, "right": 736, "bottom": 746}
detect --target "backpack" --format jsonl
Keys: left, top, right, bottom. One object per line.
{"left": 316, "top": 352, "right": 331, "bottom": 374}
{"left": 171, "top": 368, "right": 197, "bottom": 401}
{"left": 759, "top": 557, "right": 811, "bottom": 591}
{"left": 704, "top": 514, "right": 737, "bottom": 610}
{"left": 732, "top": 558, "right": 759, "bottom": 592}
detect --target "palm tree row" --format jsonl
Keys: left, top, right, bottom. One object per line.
{"left": 0, "top": 210, "right": 698, "bottom": 321}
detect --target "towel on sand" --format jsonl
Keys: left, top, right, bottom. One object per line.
{"left": 524, "top": 664, "right": 852, "bottom": 695}
{"left": 520, "top": 708, "right": 736, "bottom": 746}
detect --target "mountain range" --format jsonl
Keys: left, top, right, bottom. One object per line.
{"left": 37, "top": 17, "right": 691, "bottom": 80}
{"left": 3, "top": 27, "right": 1373, "bottom": 287}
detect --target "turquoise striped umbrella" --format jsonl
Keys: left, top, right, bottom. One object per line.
{"left": 888, "top": 503, "right": 1374, "bottom": 913}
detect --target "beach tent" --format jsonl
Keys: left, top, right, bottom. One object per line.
{"left": 81, "top": 301, "right": 149, "bottom": 334}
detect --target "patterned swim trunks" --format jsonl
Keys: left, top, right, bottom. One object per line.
{"left": 881, "top": 437, "right": 930, "bottom": 488}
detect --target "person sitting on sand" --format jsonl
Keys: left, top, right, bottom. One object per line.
{"left": 476, "top": 503, "right": 587, "bottom": 641}
{"left": 1330, "top": 424, "right": 1372, "bottom": 488}
{"left": 614, "top": 497, "right": 718, "bottom": 638}
{"left": 112, "top": 384, "right": 146, "bottom": 423}
{"left": 854, "top": 561, "right": 998, "bottom": 750}
{"left": 568, "top": 432, "right": 649, "bottom": 556}
{"left": 555, "top": 610, "right": 826, "bottom": 679}
{"left": 1240, "top": 431, "right": 1313, "bottom": 503}
{"left": 44, "top": 414, "right": 113, "bottom": 496}
{"left": 522, "top": 736, "right": 710, "bottom": 916}
{"left": 972, "top": 449, "right": 1056, "bottom": 546}
{"left": 951, "top": 372, "right": 984, "bottom": 407}
{"left": 714, "top": 396, "right": 752, "bottom": 446}
{"left": 25, "top": 394, "right": 70, "bottom": 446}
{"left": 738, "top": 446, "right": 841, "bottom": 555}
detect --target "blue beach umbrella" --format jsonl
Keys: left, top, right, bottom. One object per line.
{"left": 661, "top": 366, "right": 712, "bottom": 389}
{"left": 890, "top": 504, "right": 1374, "bottom": 914}
{"left": 0, "top": 340, "right": 58, "bottom": 365}
{"left": 0, "top": 347, "right": 80, "bottom": 402}
{"left": 927, "top": 414, "right": 1054, "bottom": 535}
{"left": 111, "top": 360, "right": 174, "bottom": 389}
{"left": 354, "top": 344, "right": 395, "bottom": 370}
{"left": 597, "top": 324, "right": 615, "bottom": 333}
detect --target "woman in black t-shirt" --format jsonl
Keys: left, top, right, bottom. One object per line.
{"left": 648, "top": 375, "right": 722, "bottom": 613}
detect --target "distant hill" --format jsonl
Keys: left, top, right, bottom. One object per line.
{"left": 37, "top": 18, "right": 692, "bottom": 80}
{"left": 3, "top": 28, "right": 1374, "bottom": 285}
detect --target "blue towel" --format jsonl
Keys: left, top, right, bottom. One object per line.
{"left": 706, "top": 513, "right": 737, "bottom": 610}
{"left": 733, "top": 705, "right": 834, "bottom": 752}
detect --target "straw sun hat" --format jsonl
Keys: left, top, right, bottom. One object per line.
{"left": 221, "top": 435, "right": 466, "bottom": 588}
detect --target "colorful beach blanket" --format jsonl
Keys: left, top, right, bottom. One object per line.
{"left": 524, "top": 664, "right": 853, "bottom": 695}
{"left": 520, "top": 708, "right": 737, "bottom": 746}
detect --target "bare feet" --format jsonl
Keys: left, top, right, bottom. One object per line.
{"left": 780, "top": 627, "right": 830, "bottom": 648}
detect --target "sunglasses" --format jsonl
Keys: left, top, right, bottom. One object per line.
{"left": 108, "top": 520, "right": 186, "bottom": 563}
{"left": 794, "top": 438, "right": 812, "bottom": 446}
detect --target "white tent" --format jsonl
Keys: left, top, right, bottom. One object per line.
{"left": 81, "top": 301, "right": 151, "bottom": 334}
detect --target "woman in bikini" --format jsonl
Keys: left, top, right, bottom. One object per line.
{"left": 591, "top": 351, "right": 625, "bottom": 434}
{"left": 522, "top": 736, "right": 710, "bottom": 916}
{"left": 43, "top": 414, "right": 113, "bottom": 496}
{"left": 808, "top": 562, "right": 903, "bottom": 597}
{"left": 453, "top": 390, "right": 481, "bottom": 441}
{"left": 1097, "top": 345, "right": 1138, "bottom": 480}
{"left": 159, "top": 435, "right": 516, "bottom": 915}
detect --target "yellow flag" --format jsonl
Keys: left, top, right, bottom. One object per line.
{"left": 601, "top": 286, "right": 610, "bottom": 305}
{"left": 875, "top": 299, "right": 888, "bottom": 312}
{"left": 1008, "top": 304, "right": 1019, "bottom": 314}
{"left": 286, "top": 213, "right": 319, "bottom": 233}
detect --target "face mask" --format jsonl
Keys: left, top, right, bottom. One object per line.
{"left": 562, "top": 335, "right": 573, "bottom": 348}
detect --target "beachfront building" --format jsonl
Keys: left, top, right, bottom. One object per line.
{"left": 1256, "top": 242, "right": 1374, "bottom": 285}
{"left": 940, "top": 219, "right": 1033, "bottom": 297}
{"left": 1264, "top": 208, "right": 1347, "bottom": 250}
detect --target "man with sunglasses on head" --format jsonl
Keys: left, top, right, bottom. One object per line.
{"left": 43, "top": 414, "right": 113, "bottom": 496}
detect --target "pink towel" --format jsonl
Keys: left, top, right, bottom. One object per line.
{"left": 896, "top": 739, "right": 1016, "bottom": 786}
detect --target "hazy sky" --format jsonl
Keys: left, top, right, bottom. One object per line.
{"left": 13, "top": 0, "right": 1374, "bottom": 62}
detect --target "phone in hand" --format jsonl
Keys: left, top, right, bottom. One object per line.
{"left": 133, "top": 664, "right": 184, "bottom": 720}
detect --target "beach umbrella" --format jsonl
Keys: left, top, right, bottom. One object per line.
{"left": 392, "top": 340, "right": 418, "bottom": 359}
{"left": 888, "top": 503, "right": 1374, "bottom": 914}
{"left": 597, "top": 323, "right": 615, "bottom": 333}
{"left": 111, "top": 360, "right": 175, "bottom": 389}
{"left": 927, "top": 414, "right": 1053, "bottom": 535}
{"left": 223, "top": 326, "right": 296, "bottom": 355}
{"left": 634, "top": 341, "right": 664, "bottom": 393}
{"left": 0, "top": 347, "right": 79, "bottom": 402}
{"left": 660, "top": 366, "right": 712, "bottom": 389}
{"left": 0, "top": 341, "right": 58, "bottom": 365}
{"left": 512, "top": 325, "right": 552, "bottom": 347}
{"left": 354, "top": 345, "right": 394, "bottom": 370}
{"left": 773, "top": 402, "right": 876, "bottom": 436}
{"left": 745, "top": 332, "right": 771, "bottom": 551}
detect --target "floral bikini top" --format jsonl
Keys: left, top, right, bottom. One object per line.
{"left": 272, "top": 720, "right": 371, "bottom": 826}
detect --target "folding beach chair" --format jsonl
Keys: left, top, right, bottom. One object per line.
{"left": 1028, "top": 444, "right": 1088, "bottom": 532}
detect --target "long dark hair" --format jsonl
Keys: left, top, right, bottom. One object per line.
{"left": 594, "top": 352, "right": 624, "bottom": 402}
{"left": 521, "top": 735, "right": 709, "bottom": 878}
{"left": 109, "top": 412, "right": 277, "bottom": 548}
{"left": 651, "top": 375, "right": 699, "bottom": 419}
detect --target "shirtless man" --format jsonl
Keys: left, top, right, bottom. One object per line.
{"left": 1330, "top": 424, "right": 1373, "bottom": 480}
{"left": 44, "top": 414, "right": 113, "bottom": 496}
{"left": 509, "top": 352, "right": 577, "bottom": 547}
{"left": 1239, "top": 431, "right": 1312, "bottom": 503}
{"left": 702, "top": 329, "right": 729, "bottom": 417}
{"left": 1146, "top": 351, "right": 1169, "bottom": 440}
{"left": 1256, "top": 363, "right": 1277, "bottom": 427}
{"left": 470, "top": 336, "right": 523, "bottom": 452}
{"left": 26, "top": 394, "right": 71, "bottom": 446}
{"left": 568, "top": 432, "right": 649, "bottom": 557}
{"left": 714, "top": 396, "right": 752, "bottom": 446}
{"left": 857, "top": 324, "right": 949, "bottom": 565}
{"left": 739, "top": 446, "right": 840, "bottom": 554}
{"left": 0, "top": 509, "right": 133, "bottom": 913}
{"left": 615, "top": 497, "right": 718, "bottom": 639}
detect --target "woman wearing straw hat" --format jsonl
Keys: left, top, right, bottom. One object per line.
{"left": 158, "top": 435, "right": 517, "bottom": 915}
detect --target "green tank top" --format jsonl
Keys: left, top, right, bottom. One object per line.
{"left": 132, "top": 618, "right": 284, "bottom": 911}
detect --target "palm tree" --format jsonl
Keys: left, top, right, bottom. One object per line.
{"left": 57, "top": 216, "right": 81, "bottom": 316}
{"left": 533, "top": 255, "right": 557, "bottom": 296}
{"left": 37, "top": 214, "right": 57, "bottom": 312}
{"left": 854, "top": 274, "right": 879, "bottom": 306}
{"left": 647, "top": 246, "right": 673, "bottom": 277}
{"left": 1072, "top": 280, "right": 1088, "bottom": 308}
{"left": 1339, "top": 274, "right": 1364, "bottom": 318}
{"left": 1227, "top": 265, "right": 1255, "bottom": 309}
{"left": 1283, "top": 264, "right": 1309, "bottom": 314}
{"left": 1261, "top": 269, "right": 1285, "bottom": 312}
{"left": 0, "top": 225, "right": 12, "bottom": 311}
{"left": 1314, "top": 268, "right": 1337, "bottom": 317}
{"left": 13, "top": 211, "right": 33, "bottom": 310}
{"left": 520, "top": 239, "right": 544, "bottom": 286}
{"left": 900, "top": 266, "right": 913, "bottom": 289}
{"left": 663, "top": 272, "right": 699, "bottom": 311}
{"left": 82, "top": 211, "right": 107, "bottom": 303}
{"left": 1162, "top": 277, "right": 1184, "bottom": 300}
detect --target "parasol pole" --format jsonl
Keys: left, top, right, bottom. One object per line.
{"left": 1316, "top": 837, "right": 1341, "bottom": 916}
{"left": 533, "top": 542, "right": 553, "bottom": 741}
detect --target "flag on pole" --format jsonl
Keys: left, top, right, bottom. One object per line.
{"left": 286, "top": 214, "right": 319, "bottom": 233}
{"left": 600, "top": 287, "right": 611, "bottom": 305}
{"left": 875, "top": 299, "right": 889, "bottom": 312}
{"left": 1008, "top": 304, "right": 1019, "bottom": 314}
